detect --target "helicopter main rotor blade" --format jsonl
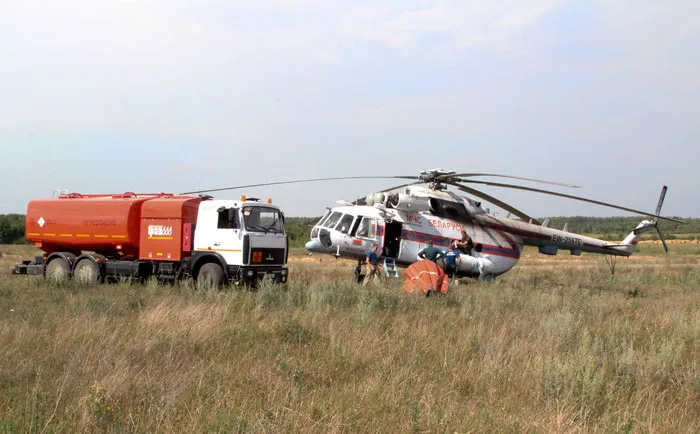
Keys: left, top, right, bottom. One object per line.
{"left": 181, "top": 175, "right": 420, "bottom": 195}
{"left": 449, "top": 173, "right": 582, "bottom": 188}
{"left": 459, "top": 180, "right": 685, "bottom": 224}
{"left": 450, "top": 182, "right": 541, "bottom": 225}
{"left": 378, "top": 181, "right": 424, "bottom": 194}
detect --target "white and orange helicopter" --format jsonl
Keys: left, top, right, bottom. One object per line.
{"left": 185, "top": 169, "right": 683, "bottom": 281}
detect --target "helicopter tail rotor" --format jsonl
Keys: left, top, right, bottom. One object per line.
{"left": 631, "top": 186, "right": 670, "bottom": 254}
{"left": 656, "top": 225, "right": 669, "bottom": 254}
{"left": 654, "top": 186, "right": 669, "bottom": 254}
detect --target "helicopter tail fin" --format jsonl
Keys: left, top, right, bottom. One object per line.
{"left": 613, "top": 220, "right": 656, "bottom": 254}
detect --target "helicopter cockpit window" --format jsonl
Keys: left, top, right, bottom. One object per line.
{"left": 217, "top": 207, "right": 240, "bottom": 229}
{"left": 316, "top": 210, "right": 331, "bottom": 227}
{"left": 323, "top": 212, "right": 343, "bottom": 229}
{"left": 349, "top": 215, "right": 363, "bottom": 236}
{"left": 356, "top": 217, "right": 376, "bottom": 239}
{"left": 337, "top": 214, "right": 355, "bottom": 234}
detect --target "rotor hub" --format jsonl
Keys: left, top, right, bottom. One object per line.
{"left": 419, "top": 169, "right": 457, "bottom": 190}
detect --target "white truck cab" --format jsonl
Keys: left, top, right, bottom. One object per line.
{"left": 190, "top": 199, "right": 288, "bottom": 286}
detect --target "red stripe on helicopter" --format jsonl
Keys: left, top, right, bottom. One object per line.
{"left": 401, "top": 229, "right": 450, "bottom": 247}
{"left": 583, "top": 242, "right": 631, "bottom": 254}
{"left": 401, "top": 229, "right": 520, "bottom": 259}
{"left": 371, "top": 224, "right": 385, "bottom": 236}
{"left": 480, "top": 244, "right": 520, "bottom": 259}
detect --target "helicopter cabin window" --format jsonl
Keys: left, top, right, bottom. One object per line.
{"left": 356, "top": 217, "right": 377, "bottom": 239}
{"left": 429, "top": 198, "right": 471, "bottom": 221}
{"left": 337, "top": 214, "right": 355, "bottom": 234}
{"left": 217, "top": 207, "right": 240, "bottom": 229}
{"left": 323, "top": 212, "right": 343, "bottom": 229}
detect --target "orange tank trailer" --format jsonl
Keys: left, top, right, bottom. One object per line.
{"left": 25, "top": 193, "right": 200, "bottom": 260}
{"left": 138, "top": 196, "right": 200, "bottom": 261}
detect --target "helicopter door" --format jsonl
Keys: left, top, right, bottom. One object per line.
{"left": 383, "top": 221, "right": 402, "bottom": 258}
{"left": 356, "top": 217, "right": 381, "bottom": 251}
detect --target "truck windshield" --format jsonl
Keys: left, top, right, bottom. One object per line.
{"left": 242, "top": 206, "right": 284, "bottom": 234}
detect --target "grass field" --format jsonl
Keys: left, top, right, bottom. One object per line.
{"left": 1, "top": 244, "right": 699, "bottom": 433}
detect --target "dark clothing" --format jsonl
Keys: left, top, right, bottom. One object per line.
{"left": 367, "top": 251, "right": 378, "bottom": 265}
{"left": 444, "top": 249, "right": 460, "bottom": 266}
{"left": 364, "top": 250, "right": 382, "bottom": 286}
{"left": 457, "top": 234, "right": 474, "bottom": 255}
{"left": 418, "top": 246, "right": 444, "bottom": 262}
{"left": 444, "top": 249, "right": 460, "bottom": 278}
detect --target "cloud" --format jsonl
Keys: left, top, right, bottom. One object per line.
{"left": 0, "top": 0, "right": 698, "bottom": 217}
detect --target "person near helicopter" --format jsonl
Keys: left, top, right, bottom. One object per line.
{"left": 363, "top": 244, "right": 383, "bottom": 286}
{"left": 455, "top": 229, "right": 474, "bottom": 256}
{"left": 443, "top": 243, "right": 462, "bottom": 278}
{"left": 417, "top": 240, "right": 444, "bottom": 263}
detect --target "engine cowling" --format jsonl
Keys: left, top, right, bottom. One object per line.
{"left": 365, "top": 192, "right": 386, "bottom": 206}
{"left": 386, "top": 193, "right": 432, "bottom": 212}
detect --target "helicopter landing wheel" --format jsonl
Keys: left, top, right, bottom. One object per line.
{"left": 480, "top": 274, "right": 495, "bottom": 283}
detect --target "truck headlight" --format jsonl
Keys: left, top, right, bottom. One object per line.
{"left": 281, "top": 269, "right": 287, "bottom": 276}
{"left": 246, "top": 270, "right": 255, "bottom": 277}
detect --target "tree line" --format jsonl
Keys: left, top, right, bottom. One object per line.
{"left": 0, "top": 214, "right": 26, "bottom": 244}
{"left": 1, "top": 214, "right": 698, "bottom": 246}
{"left": 0, "top": 214, "right": 323, "bottom": 247}
{"left": 545, "top": 216, "right": 700, "bottom": 240}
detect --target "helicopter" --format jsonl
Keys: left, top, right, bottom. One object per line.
{"left": 183, "top": 169, "right": 684, "bottom": 281}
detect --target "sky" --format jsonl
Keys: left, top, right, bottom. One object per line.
{"left": 1, "top": 0, "right": 698, "bottom": 219}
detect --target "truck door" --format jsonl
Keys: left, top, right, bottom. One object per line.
{"left": 213, "top": 206, "right": 243, "bottom": 265}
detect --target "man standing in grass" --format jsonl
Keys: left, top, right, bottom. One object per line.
{"left": 418, "top": 240, "right": 444, "bottom": 263}
{"left": 444, "top": 242, "right": 462, "bottom": 279}
{"left": 363, "top": 244, "right": 383, "bottom": 286}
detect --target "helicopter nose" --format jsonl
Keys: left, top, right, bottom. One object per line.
{"left": 305, "top": 239, "right": 325, "bottom": 253}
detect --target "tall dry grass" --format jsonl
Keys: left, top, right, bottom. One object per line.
{"left": 0, "top": 244, "right": 699, "bottom": 432}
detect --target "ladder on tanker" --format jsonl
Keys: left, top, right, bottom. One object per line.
{"left": 383, "top": 258, "right": 399, "bottom": 279}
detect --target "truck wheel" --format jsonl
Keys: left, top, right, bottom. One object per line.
{"left": 45, "top": 257, "right": 70, "bottom": 283}
{"left": 74, "top": 259, "right": 102, "bottom": 285}
{"left": 197, "top": 263, "right": 225, "bottom": 289}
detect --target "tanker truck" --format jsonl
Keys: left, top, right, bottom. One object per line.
{"left": 11, "top": 192, "right": 289, "bottom": 287}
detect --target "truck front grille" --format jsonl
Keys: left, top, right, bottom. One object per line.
{"left": 249, "top": 248, "right": 286, "bottom": 265}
